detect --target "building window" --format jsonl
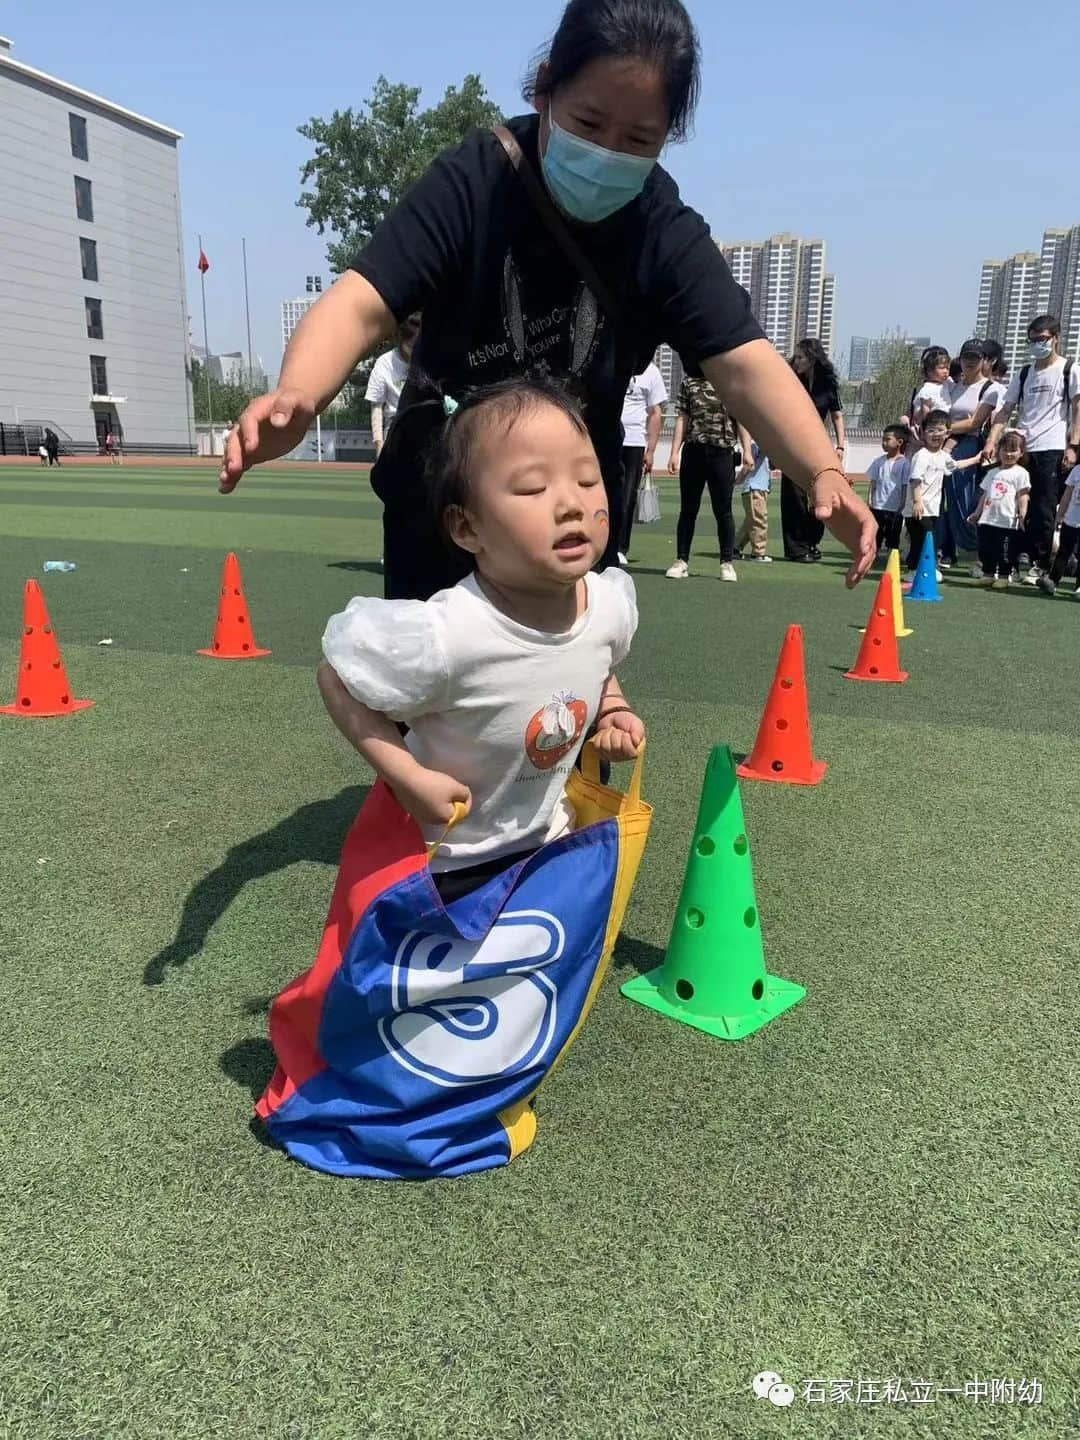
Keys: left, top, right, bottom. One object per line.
{"left": 69, "top": 113, "right": 89, "bottom": 161}
{"left": 74, "top": 176, "right": 94, "bottom": 222}
{"left": 85, "top": 297, "right": 104, "bottom": 340}
{"left": 80, "top": 237, "right": 98, "bottom": 282}
{"left": 90, "top": 355, "right": 109, "bottom": 397}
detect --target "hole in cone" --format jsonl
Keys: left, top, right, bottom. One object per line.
{"left": 24, "top": 662, "right": 31, "bottom": 671}
{"left": 869, "top": 666, "right": 879, "bottom": 675}
{"left": 20, "top": 697, "right": 30, "bottom": 707}
{"left": 675, "top": 979, "right": 694, "bottom": 1001}
{"left": 696, "top": 836, "right": 715, "bottom": 857}
{"left": 776, "top": 718, "right": 788, "bottom": 731}
{"left": 877, "top": 609, "right": 886, "bottom": 617}
{"left": 52, "top": 659, "right": 60, "bottom": 669}
{"left": 752, "top": 979, "right": 765, "bottom": 1001}
{"left": 780, "top": 677, "right": 793, "bottom": 690}
{"left": 733, "top": 835, "right": 748, "bottom": 855}
{"left": 242, "top": 642, "right": 250, "bottom": 652}
{"left": 60, "top": 694, "right": 69, "bottom": 705}
{"left": 237, "top": 614, "right": 245, "bottom": 624}
{"left": 24, "top": 626, "right": 32, "bottom": 636}
{"left": 686, "top": 908, "right": 705, "bottom": 930}
{"left": 771, "top": 760, "right": 784, "bottom": 773}
{"left": 743, "top": 907, "right": 756, "bottom": 927}
{"left": 234, "top": 588, "right": 241, "bottom": 596}
{"left": 872, "top": 638, "right": 881, "bottom": 647}
{"left": 44, "top": 626, "right": 52, "bottom": 635}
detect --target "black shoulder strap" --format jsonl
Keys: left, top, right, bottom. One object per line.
{"left": 492, "top": 125, "right": 621, "bottom": 324}
{"left": 1019, "top": 364, "right": 1030, "bottom": 403}
{"left": 979, "top": 379, "right": 993, "bottom": 399}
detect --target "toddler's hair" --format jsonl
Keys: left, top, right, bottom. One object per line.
{"left": 922, "top": 410, "right": 950, "bottom": 432}
{"left": 428, "top": 372, "right": 590, "bottom": 548}
{"left": 920, "top": 345, "right": 950, "bottom": 377}
{"left": 882, "top": 423, "right": 910, "bottom": 447}
{"left": 998, "top": 428, "right": 1029, "bottom": 466}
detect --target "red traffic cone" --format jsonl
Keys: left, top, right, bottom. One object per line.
{"left": 0, "top": 579, "right": 94, "bottom": 718}
{"left": 845, "top": 572, "right": 909, "bottom": 683}
{"left": 198, "top": 553, "right": 271, "bottom": 659}
{"left": 737, "top": 624, "right": 827, "bottom": 786}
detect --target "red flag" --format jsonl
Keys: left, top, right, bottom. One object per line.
{"left": 197, "top": 249, "right": 210, "bottom": 274}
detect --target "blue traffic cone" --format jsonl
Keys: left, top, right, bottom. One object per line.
{"left": 907, "top": 530, "right": 942, "bottom": 603}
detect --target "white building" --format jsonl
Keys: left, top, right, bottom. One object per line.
{"left": 718, "top": 234, "right": 836, "bottom": 360}
{"left": 0, "top": 35, "right": 193, "bottom": 450}
{"left": 976, "top": 225, "right": 1080, "bottom": 371}
{"left": 281, "top": 275, "right": 324, "bottom": 350}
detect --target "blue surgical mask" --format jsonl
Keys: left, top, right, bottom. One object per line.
{"left": 541, "top": 115, "right": 656, "bottom": 223}
{"left": 1030, "top": 340, "right": 1054, "bottom": 360}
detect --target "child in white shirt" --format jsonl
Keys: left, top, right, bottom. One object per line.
{"left": 967, "top": 431, "right": 1031, "bottom": 587}
{"left": 903, "top": 410, "right": 982, "bottom": 575}
{"left": 318, "top": 374, "right": 645, "bottom": 903}
{"left": 1038, "top": 463, "right": 1080, "bottom": 598}
{"left": 902, "top": 346, "right": 952, "bottom": 445}
{"left": 863, "top": 424, "right": 910, "bottom": 554}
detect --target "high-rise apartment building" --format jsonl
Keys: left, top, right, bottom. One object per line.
{"left": 719, "top": 234, "right": 836, "bottom": 360}
{"left": 848, "top": 334, "right": 932, "bottom": 382}
{"left": 976, "top": 225, "right": 1080, "bottom": 371}
{"left": 0, "top": 35, "right": 192, "bottom": 449}
{"left": 281, "top": 274, "right": 324, "bottom": 351}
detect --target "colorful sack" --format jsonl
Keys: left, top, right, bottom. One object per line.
{"left": 256, "top": 745, "right": 652, "bottom": 1179}
{"left": 636, "top": 474, "right": 661, "bottom": 524}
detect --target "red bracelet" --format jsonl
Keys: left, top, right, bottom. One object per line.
{"left": 811, "top": 465, "right": 848, "bottom": 486}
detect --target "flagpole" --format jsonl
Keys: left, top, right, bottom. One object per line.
{"left": 242, "top": 236, "right": 255, "bottom": 389}
{"left": 198, "top": 232, "right": 213, "bottom": 434}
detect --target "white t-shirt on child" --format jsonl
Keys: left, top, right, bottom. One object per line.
{"left": 978, "top": 465, "right": 1030, "bottom": 529}
{"left": 903, "top": 448, "right": 955, "bottom": 517}
{"left": 911, "top": 381, "right": 949, "bottom": 418}
{"left": 1062, "top": 468, "right": 1080, "bottom": 528}
{"left": 322, "top": 569, "right": 638, "bottom": 872}
{"left": 867, "top": 455, "right": 910, "bottom": 512}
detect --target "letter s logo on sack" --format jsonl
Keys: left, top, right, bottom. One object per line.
{"left": 379, "top": 910, "right": 565, "bottom": 1087}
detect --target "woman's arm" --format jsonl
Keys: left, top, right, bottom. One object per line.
{"left": 703, "top": 342, "right": 875, "bottom": 584}
{"left": 668, "top": 414, "right": 686, "bottom": 475}
{"left": 832, "top": 409, "right": 846, "bottom": 455}
{"left": 968, "top": 494, "right": 987, "bottom": 525}
{"left": 645, "top": 405, "right": 663, "bottom": 471}
{"left": 1017, "top": 491, "right": 1030, "bottom": 527}
{"left": 370, "top": 405, "right": 386, "bottom": 459}
{"left": 221, "top": 272, "right": 397, "bottom": 490}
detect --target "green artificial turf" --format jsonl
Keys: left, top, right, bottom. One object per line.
{"left": 0, "top": 463, "right": 1077, "bottom": 1438}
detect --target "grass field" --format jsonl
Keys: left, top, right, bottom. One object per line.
{"left": 1, "top": 462, "right": 1077, "bottom": 1438}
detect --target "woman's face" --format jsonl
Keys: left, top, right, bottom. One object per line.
{"left": 792, "top": 349, "right": 812, "bottom": 379}
{"left": 960, "top": 354, "right": 982, "bottom": 382}
{"left": 539, "top": 57, "right": 669, "bottom": 159}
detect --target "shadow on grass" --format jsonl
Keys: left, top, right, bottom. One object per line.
{"left": 144, "top": 785, "right": 370, "bottom": 986}
{"left": 219, "top": 1040, "right": 282, "bottom": 1150}
{"left": 611, "top": 934, "right": 667, "bottom": 976}
{"left": 327, "top": 560, "right": 383, "bottom": 576}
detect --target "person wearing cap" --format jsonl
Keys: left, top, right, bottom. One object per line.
{"left": 942, "top": 339, "right": 997, "bottom": 570}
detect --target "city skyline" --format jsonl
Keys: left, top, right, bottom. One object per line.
{"left": 977, "top": 225, "right": 1080, "bottom": 375}
{"left": 720, "top": 235, "right": 835, "bottom": 361}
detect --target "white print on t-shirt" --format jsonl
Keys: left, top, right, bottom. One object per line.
{"left": 978, "top": 465, "right": 1030, "bottom": 530}
{"left": 903, "top": 448, "right": 955, "bottom": 517}
{"left": 525, "top": 692, "right": 587, "bottom": 769}
{"left": 867, "top": 454, "right": 911, "bottom": 512}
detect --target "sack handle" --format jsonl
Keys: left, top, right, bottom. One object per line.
{"left": 580, "top": 737, "right": 645, "bottom": 807}
{"left": 492, "top": 124, "right": 621, "bottom": 324}
{"left": 426, "top": 799, "right": 471, "bottom": 863}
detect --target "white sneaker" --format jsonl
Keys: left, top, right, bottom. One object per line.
{"left": 1023, "top": 566, "right": 1043, "bottom": 586}
{"left": 749, "top": 554, "right": 774, "bottom": 563}
{"left": 935, "top": 568, "right": 943, "bottom": 582}
{"left": 666, "top": 559, "right": 689, "bottom": 579}
{"left": 617, "top": 551, "right": 629, "bottom": 566}
{"left": 719, "top": 562, "right": 737, "bottom": 582}
{"left": 969, "top": 563, "right": 983, "bottom": 579}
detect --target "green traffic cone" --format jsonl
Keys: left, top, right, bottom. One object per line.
{"left": 621, "top": 745, "right": 805, "bottom": 1041}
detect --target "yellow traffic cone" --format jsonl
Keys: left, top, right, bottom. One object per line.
{"left": 861, "top": 549, "right": 913, "bottom": 638}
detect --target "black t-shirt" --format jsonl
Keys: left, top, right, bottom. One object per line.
{"left": 808, "top": 380, "right": 841, "bottom": 423}
{"left": 354, "top": 113, "right": 762, "bottom": 504}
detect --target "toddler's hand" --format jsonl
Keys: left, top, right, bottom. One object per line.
{"left": 392, "top": 765, "right": 472, "bottom": 829}
{"left": 913, "top": 500, "right": 925, "bottom": 520}
{"left": 592, "top": 710, "right": 645, "bottom": 761}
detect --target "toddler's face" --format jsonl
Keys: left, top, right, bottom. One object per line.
{"left": 923, "top": 424, "right": 948, "bottom": 450}
{"left": 456, "top": 403, "right": 606, "bottom": 590}
{"left": 929, "top": 361, "right": 950, "bottom": 384}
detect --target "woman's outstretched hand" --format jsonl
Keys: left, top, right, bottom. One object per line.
{"left": 811, "top": 471, "right": 877, "bottom": 587}
{"left": 218, "top": 389, "right": 315, "bottom": 493}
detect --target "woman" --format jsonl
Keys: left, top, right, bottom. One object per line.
{"left": 941, "top": 339, "right": 996, "bottom": 571}
{"left": 221, "top": 0, "right": 874, "bottom": 594}
{"left": 781, "top": 339, "right": 844, "bottom": 562}
{"left": 665, "top": 368, "right": 751, "bottom": 580}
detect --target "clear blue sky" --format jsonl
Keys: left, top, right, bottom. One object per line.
{"left": 11, "top": 0, "right": 1079, "bottom": 380}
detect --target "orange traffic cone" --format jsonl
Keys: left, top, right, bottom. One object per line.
{"left": 737, "top": 624, "right": 827, "bottom": 786}
{"left": 0, "top": 579, "right": 94, "bottom": 718}
{"left": 198, "top": 552, "right": 271, "bottom": 659}
{"left": 845, "top": 572, "right": 909, "bottom": 683}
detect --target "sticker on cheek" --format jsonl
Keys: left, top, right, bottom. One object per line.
{"left": 594, "top": 509, "right": 609, "bottom": 527}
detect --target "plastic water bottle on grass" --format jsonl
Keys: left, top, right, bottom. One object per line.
{"left": 42, "top": 561, "right": 77, "bottom": 573}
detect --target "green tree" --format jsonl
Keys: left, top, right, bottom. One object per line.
{"left": 191, "top": 359, "right": 262, "bottom": 425}
{"left": 298, "top": 75, "right": 504, "bottom": 274}
{"left": 865, "top": 340, "right": 922, "bottom": 430}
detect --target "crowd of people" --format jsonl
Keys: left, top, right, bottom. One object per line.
{"left": 616, "top": 316, "right": 1080, "bottom": 593}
